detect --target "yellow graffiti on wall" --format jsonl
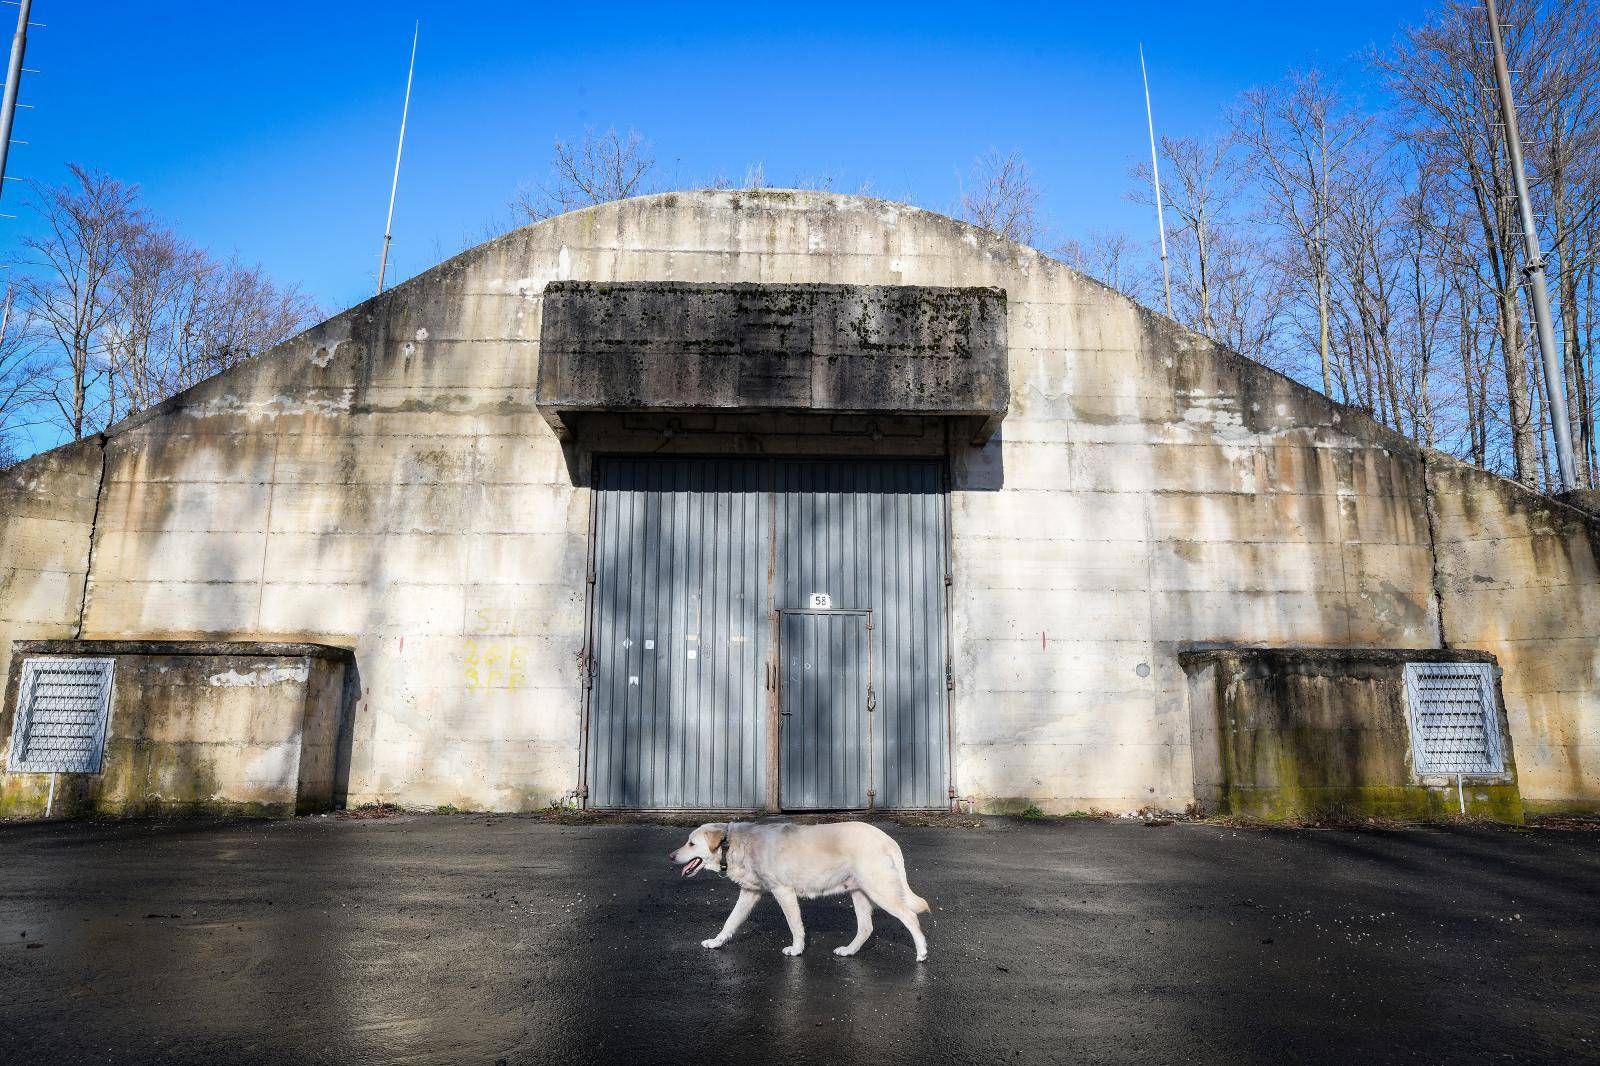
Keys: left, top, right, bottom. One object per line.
{"left": 463, "top": 640, "right": 527, "bottom": 690}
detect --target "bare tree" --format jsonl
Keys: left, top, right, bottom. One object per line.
{"left": 104, "top": 225, "right": 204, "bottom": 422}
{"left": 1056, "top": 229, "right": 1154, "bottom": 303}
{"left": 5, "top": 168, "right": 318, "bottom": 448}
{"left": 511, "top": 127, "right": 658, "bottom": 223}
{"left": 13, "top": 165, "right": 142, "bottom": 440}
{"left": 187, "top": 258, "right": 318, "bottom": 385}
{"left": 1134, "top": 134, "right": 1239, "bottom": 340}
{"left": 1191, "top": 224, "right": 1290, "bottom": 367}
{"left": 958, "top": 149, "right": 1042, "bottom": 245}
{"left": 1233, "top": 69, "right": 1371, "bottom": 401}
{"left": 0, "top": 287, "right": 43, "bottom": 464}
{"left": 107, "top": 245, "right": 318, "bottom": 411}
{"left": 1527, "top": 0, "right": 1600, "bottom": 485}
{"left": 1375, "top": 0, "right": 1566, "bottom": 485}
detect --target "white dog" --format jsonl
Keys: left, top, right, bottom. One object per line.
{"left": 670, "top": 820, "right": 930, "bottom": 961}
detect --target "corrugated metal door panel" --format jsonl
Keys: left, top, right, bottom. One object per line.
{"left": 589, "top": 458, "right": 767, "bottom": 808}
{"left": 774, "top": 460, "right": 948, "bottom": 809}
{"left": 779, "top": 611, "right": 871, "bottom": 809}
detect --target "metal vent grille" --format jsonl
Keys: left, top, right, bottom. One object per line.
{"left": 1403, "top": 662, "right": 1504, "bottom": 776}
{"left": 6, "top": 658, "right": 116, "bottom": 774}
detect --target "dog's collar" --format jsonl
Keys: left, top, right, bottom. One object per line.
{"left": 717, "top": 822, "right": 732, "bottom": 877}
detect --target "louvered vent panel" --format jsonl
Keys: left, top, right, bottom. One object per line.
{"left": 1403, "top": 662, "right": 1504, "bottom": 776}
{"left": 6, "top": 658, "right": 115, "bottom": 774}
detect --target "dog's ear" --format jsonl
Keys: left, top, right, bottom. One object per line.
{"left": 703, "top": 826, "right": 725, "bottom": 851}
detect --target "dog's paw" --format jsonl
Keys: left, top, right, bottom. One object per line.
{"left": 701, "top": 938, "right": 725, "bottom": 949}
{"left": 916, "top": 950, "right": 929, "bottom": 962}
{"left": 833, "top": 945, "right": 859, "bottom": 957}
{"left": 782, "top": 944, "right": 805, "bottom": 956}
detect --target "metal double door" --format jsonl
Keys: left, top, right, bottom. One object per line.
{"left": 778, "top": 609, "right": 874, "bottom": 810}
{"left": 586, "top": 457, "right": 948, "bottom": 811}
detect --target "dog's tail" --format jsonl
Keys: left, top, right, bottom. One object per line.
{"left": 889, "top": 841, "right": 932, "bottom": 913}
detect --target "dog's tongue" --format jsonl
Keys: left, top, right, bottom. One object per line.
{"left": 680, "top": 857, "right": 702, "bottom": 878}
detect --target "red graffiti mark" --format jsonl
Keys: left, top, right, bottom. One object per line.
{"left": 1042, "top": 630, "right": 1048, "bottom": 650}
{"left": 399, "top": 636, "right": 405, "bottom": 653}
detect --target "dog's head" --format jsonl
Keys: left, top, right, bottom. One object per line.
{"left": 669, "top": 823, "right": 726, "bottom": 878}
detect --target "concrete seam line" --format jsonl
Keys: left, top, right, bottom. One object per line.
{"left": 73, "top": 435, "right": 110, "bottom": 640}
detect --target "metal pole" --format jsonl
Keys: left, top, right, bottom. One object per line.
{"left": 1485, "top": 0, "right": 1578, "bottom": 489}
{"left": 0, "top": 0, "right": 32, "bottom": 205}
{"left": 1139, "top": 44, "right": 1173, "bottom": 318}
{"left": 375, "top": 21, "right": 418, "bottom": 297}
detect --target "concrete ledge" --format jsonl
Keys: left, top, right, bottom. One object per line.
{"left": 1179, "top": 645, "right": 1522, "bottom": 822}
{"left": 536, "top": 281, "right": 1009, "bottom": 444}
{"left": 13, "top": 639, "right": 355, "bottom": 661}
{"left": 0, "top": 640, "right": 353, "bottom": 820}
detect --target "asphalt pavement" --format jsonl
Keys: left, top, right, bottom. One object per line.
{"left": 1, "top": 814, "right": 1596, "bottom": 1065}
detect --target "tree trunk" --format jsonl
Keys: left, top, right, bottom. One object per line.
{"left": 1499, "top": 285, "right": 1537, "bottom": 483}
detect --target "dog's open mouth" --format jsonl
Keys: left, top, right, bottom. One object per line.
{"left": 680, "top": 857, "right": 703, "bottom": 877}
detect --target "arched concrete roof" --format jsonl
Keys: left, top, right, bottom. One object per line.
{"left": 100, "top": 187, "right": 1309, "bottom": 444}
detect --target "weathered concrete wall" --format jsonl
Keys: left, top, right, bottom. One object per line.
{"left": 0, "top": 189, "right": 1588, "bottom": 815}
{"left": 1181, "top": 646, "right": 1521, "bottom": 821}
{"left": 960, "top": 307, "right": 1439, "bottom": 812}
{"left": 0, "top": 640, "right": 350, "bottom": 818}
{"left": 0, "top": 438, "right": 103, "bottom": 698}
{"left": 1429, "top": 457, "right": 1600, "bottom": 813}
{"left": 535, "top": 281, "right": 1008, "bottom": 442}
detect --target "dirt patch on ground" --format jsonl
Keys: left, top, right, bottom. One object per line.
{"left": 331, "top": 802, "right": 408, "bottom": 821}
{"left": 328, "top": 803, "right": 1598, "bottom": 833}
{"left": 514, "top": 808, "right": 987, "bottom": 829}
{"left": 1526, "top": 814, "right": 1600, "bottom": 831}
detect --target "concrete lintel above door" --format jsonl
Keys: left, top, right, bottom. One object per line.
{"left": 535, "top": 282, "right": 1009, "bottom": 446}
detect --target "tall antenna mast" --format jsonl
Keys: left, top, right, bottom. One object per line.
{"left": 375, "top": 20, "right": 419, "bottom": 297}
{"left": 1139, "top": 43, "right": 1173, "bottom": 318}
{"left": 0, "top": 0, "right": 36, "bottom": 206}
{"left": 1484, "top": 0, "right": 1576, "bottom": 489}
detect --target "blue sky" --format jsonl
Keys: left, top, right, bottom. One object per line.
{"left": 4, "top": 1, "right": 1432, "bottom": 317}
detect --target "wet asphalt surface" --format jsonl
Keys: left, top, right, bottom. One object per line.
{"left": 0, "top": 816, "right": 1597, "bottom": 1066}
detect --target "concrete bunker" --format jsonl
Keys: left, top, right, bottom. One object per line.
{"left": 0, "top": 189, "right": 1594, "bottom": 820}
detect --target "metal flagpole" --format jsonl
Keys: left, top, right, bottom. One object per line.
{"left": 1484, "top": 0, "right": 1577, "bottom": 489}
{"left": 376, "top": 21, "right": 419, "bottom": 297}
{"left": 1139, "top": 43, "right": 1173, "bottom": 318}
{"left": 0, "top": 0, "right": 34, "bottom": 205}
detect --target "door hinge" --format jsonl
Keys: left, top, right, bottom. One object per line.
{"left": 582, "top": 653, "right": 595, "bottom": 689}
{"left": 945, "top": 572, "right": 953, "bottom": 587}
{"left": 867, "top": 788, "right": 877, "bottom": 810}
{"left": 946, "top": 672, "right": 955, "bottom": 692}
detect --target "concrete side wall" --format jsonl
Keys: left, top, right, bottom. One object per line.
{"left": 0, "top": 649, "right": 346, "bottom": 818}
{"left": 1429, "top": 457, "right": 1600, "bottom": 812}
{"left": 950, "top": 305, "right": 1437, "bottom": 813}
{"left": 0, "top": 439, "right": 103, "bottom": 694}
